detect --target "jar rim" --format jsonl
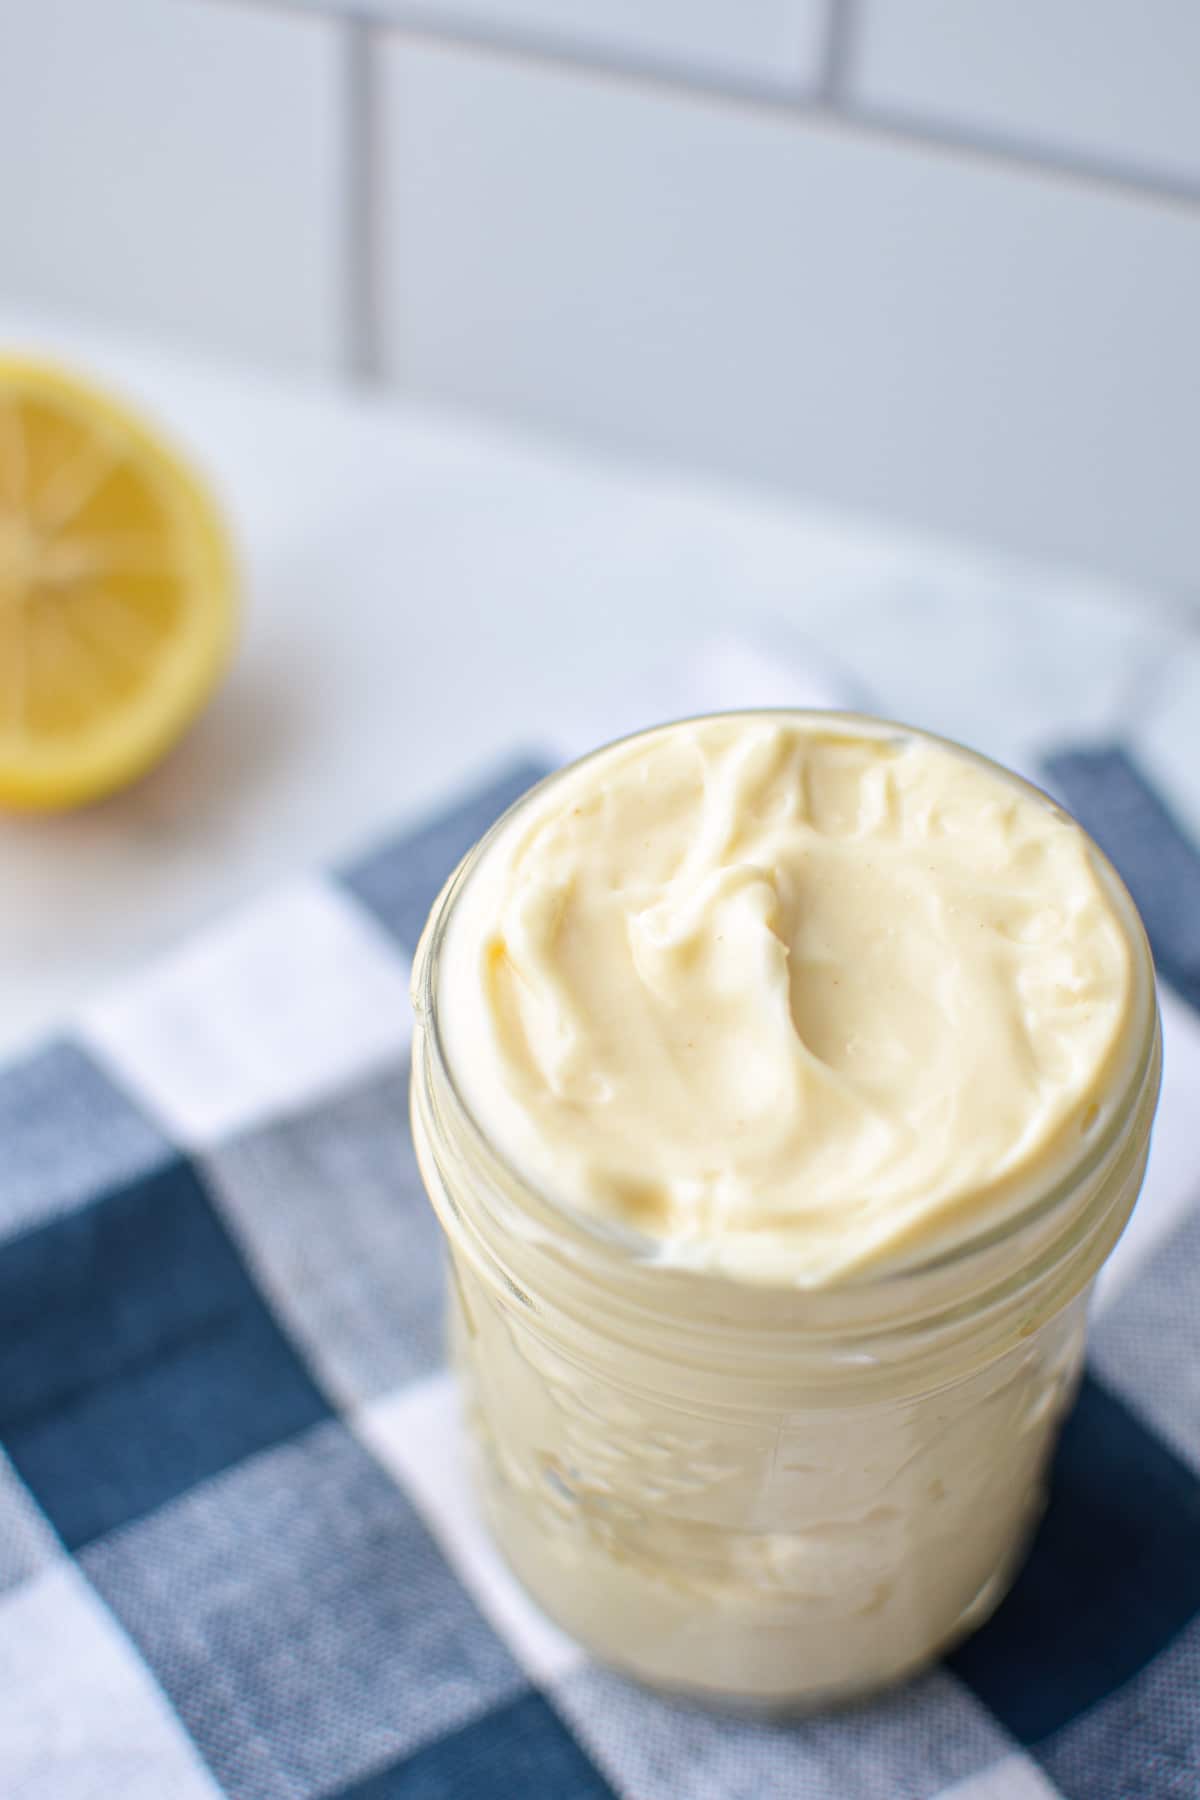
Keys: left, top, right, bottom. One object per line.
{"left": 413, "top": 707, "right": 1161, "bottom": 1313}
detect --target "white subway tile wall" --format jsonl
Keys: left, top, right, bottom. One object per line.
{"left": 379, "top": 37, "right": 1200, "bottom": 596}
{"left": 278, "top": 0, "right": 829, "bottom": 93}
{"left": 2, "top": 0, "right": 1199, "bottom": 594}
{"left": 851, "top": 0, "right": 1200, "bottom": 192}
{"left": 0, "top": 0, "right": 348, "bottom": 371}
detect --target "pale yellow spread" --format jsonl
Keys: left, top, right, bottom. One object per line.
{"left": 441, "top": 713, "right": 1133, "bottom": 1286}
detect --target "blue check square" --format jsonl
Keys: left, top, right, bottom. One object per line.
{"left": 342, "top": 758, "right": 551, "bottom": 955}
{"left": 949, "top": 1375, "right": 1200, "bottom": 1751}
{"left": 84, "top": 1419, "right": 525, "bottom": 1799}
{"left": 327, "top": 1691, "right": 617, "bottom": 1800}
{"left": 0, "top": 1040, "right": 172, "bottom": 1244}
{"left": 203, "top": 1060, "right": 445, "bottom": 1408}
{"left": 0, "top": 1157, "right": 331, "bottom": 1549}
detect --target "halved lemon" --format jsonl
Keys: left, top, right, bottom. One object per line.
{"left": 0, "top": 356, "right": 236, "bottom": 810}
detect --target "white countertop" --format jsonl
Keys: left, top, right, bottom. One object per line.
{"left": 3, "top": 308, "right": 1199, "bottom": 1058}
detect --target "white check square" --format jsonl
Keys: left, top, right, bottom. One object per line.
{"left": 0, "top": 1449, "right": 59, "bottom": 1595}
{"left": 1095, "top": 982, "right": 1200, "bottom": 1309}
{"left": 79, "top": 878, "right": 412, "bottom": 1147}
{"left": 0, "top": 1562, "right": 220, "bottom": 1800}
{"left": 936, "top": 1753, "right": 1062, "bottom": 1799}
{"left": 357, "top": 1372, "right": 584, "bottom": 1687}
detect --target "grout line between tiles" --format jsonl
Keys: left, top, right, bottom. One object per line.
{"left": 216, "top": 0, "right": 818, "bottom": 105}
{"left": 838, "top": 95, "right": 1200, "bottom": 215}
{"left": 342, "top": 15, "right": 383, "bottom": 382}
{"left": 222, "top": 0, "right": 1200, "bottom": 217}
{"left": 817, "top": 0, "right": 858, "bottom": 105}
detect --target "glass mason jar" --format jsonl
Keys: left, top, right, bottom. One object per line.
{"left": 410, "top": 722, "right": 1161, "bottom": 1708}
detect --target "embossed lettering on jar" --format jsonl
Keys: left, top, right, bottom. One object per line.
{"left": 411, "top": 713, "right": 1161, "bottom": 1705}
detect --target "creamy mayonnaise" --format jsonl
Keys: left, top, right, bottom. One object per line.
{"left": 416, "top": 711, "right": 1159, "bottom": 1701}
{"left": 441, "top": 714, "right": 1133, "bottom": 1286}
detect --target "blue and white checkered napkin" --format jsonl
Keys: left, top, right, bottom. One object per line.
{"left": 2, "top": 642, "right": 1200, "bottom": 1800}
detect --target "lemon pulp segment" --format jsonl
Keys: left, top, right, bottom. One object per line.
{"left": 0, "top": 357, "right": 236, "bottom": 809}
